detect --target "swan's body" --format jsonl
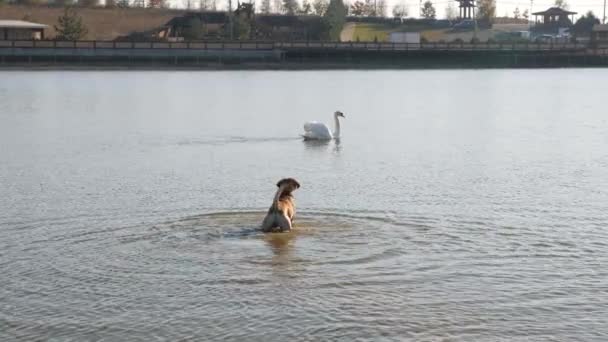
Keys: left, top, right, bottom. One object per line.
{"left": 302, "top": 111, "right": 345, "bottom": 140}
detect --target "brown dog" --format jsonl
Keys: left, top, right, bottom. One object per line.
{"left": 261, "top": 178, "right": 300, "bottom": 232}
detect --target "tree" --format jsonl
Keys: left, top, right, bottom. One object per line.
{"left": 283, "top": 0, "right": 299, "bottom": 14}
{"left": 273, "top": 0, "right": 282, "bottom": 12}
{"left": 312, "top": 0, "right": 329, "bottom": 15}
{"left": 78, "top": 0, "right": 98, "bottom": 7}
{"left": 522, "top": 9, "right": 529, "bottom": 20}
{"left": 116, "top": 0, "right": 130, "bottom": 7}
{"left": 420, "top": 1, "right": 436, "bottom": 19}
{"left": 445, "top": 1, "right": 456, "bottom": 20}
{"left": 513, "top": 7, "right": 520, "bottom": 19}
{"left": 300, "top": 0, "right": 312, "bottom": 14}
{"left": 148, "top": 0, "right": 167, "bottom": 8}
{"left": 392, "top": 2, "right": 408, "bottom": 19}
{"left": 323, "top": 0, "right": 347, "bottom": 40}
{"left": 261, "top": 0, "right": 271, "bottom": 13}
{"left": 376, "top": 0, "right": 387, "bottom": 17}
{"left": 233, "top": 14, "right": 252, "bottom": 39}
{"left": 477, "top": 0, "right": 496, "bottom": 23}
{"left": 350, "top": 0, "right": 366, "bottom": 15}
{"left": 554, "top": 0, "right": 568, "bottom": 10}
{"left": 55, "top": 7, "right": 88, "bottom": 41}
{"left": 572, "top": 11, "right": 600, "bottom": 36}
{"left": 105, "top": 0, "right": 116, "bottom": 7}
{"left": 363, "top": 0, "right": 375, "bottom": 16}
{"left": 197, "top": 0, "right": 211, "bottom": 10}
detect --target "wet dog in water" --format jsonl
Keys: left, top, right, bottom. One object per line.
{"left": 261, "top": 178, "right": 300, "bottom": 232}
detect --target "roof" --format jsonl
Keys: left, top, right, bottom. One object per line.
{"left": 0, "top": 20, "right": 48, "bottom": 29}
{"left": 167, "top": 11, "right": 228, "bottom": 26}
{"left": 593, "top": 24, "right": 608, "bottom": 32}
{"left": 257, "top": 15, "right": 322, "bottom": 27}
{"left": 532, "top": 7, "right": 577, "bottom": 16}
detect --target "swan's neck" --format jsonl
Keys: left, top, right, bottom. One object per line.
{"left": 333, "top": 115, "right": 341, "bottom": 138}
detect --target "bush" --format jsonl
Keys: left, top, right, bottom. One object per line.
{"left": 55, "top": 7, "right": 88, "bottom": 40}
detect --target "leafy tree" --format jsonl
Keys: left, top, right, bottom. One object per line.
{"left": 273, "top": 0, "right": 282, "bottom": 12}
{"left": 323, "top": 0, "right": 347, "bottom": 40}
{"left": 300, "top": 0, "right": 312, "bottom": 14}
{"left": 363, "top": 0, "right": 375, "bottom": 16}
{"left": 392, "top": 2, "right": 408, "bottom": 18}
{"left": 513, "top": 7, "right": 520, "bottom": 19}
{"left": 55, "top": 7, "right": 88, "bottom": 41}
{"left": 477, "top": 0, "right": 496, "bottom": 23}
{"left": 148, "top": 0, "right": 167, "bottom": 7}
{"left": 445, "top": 1, "right": 456, "bottom": 20}
{"left": 350, "top": 0, "right": 366, "bottom": 16}
{"left": 572, "top": 11, "right": 600, "bottom": 36}
{"left": 283, "top": 0, "right": 299, "bottom": 14}
{"left": 78, "top": 0, "right": 98, "bottom": 7}
{"left": 376, "top": 0, "right": 387, "bottom": 17}
{"left": 233, "top": 14, "right": 252, "bottom": 39}
{"left": 522, "top": 9, "right": 529, "bottom": 20}
{"left": 260, "top": 0, "right": 271, "bottom": 13}
{"left": 554, "top": 0, "right": 568, "bottom": 9}
{"left": 116, "top": 0, "right": 130, "bottom": 7}
{"left": 421, "top": 1, "right": 436, "bottom": 19}
{"left": 312, "top": 0, "right": 329, "bottom": 15}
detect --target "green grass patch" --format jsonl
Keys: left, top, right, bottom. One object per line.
{"left": 352, "top": 24, "right": 390, "bottom": 42}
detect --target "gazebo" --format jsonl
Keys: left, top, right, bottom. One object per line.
{"left": 455, "top": 0, "right": 476, "bottom": 20}
{"left": 532, "top": 7, "right": 577, "bottom": 27}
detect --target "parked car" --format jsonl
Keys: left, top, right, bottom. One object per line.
{"left": 452, "top": 20, "right": 475, "bottom": 30}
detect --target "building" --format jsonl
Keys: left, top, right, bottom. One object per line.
{"left": 591, "top": 24, "right": 608, "bottom": 44}
{"left": 455, "top": 0, "right": 476, "bottom": 20}
{"left": 388, "top": 32, "right": 421, "bottom": 44}
{"left": 160, "top": 12, "right": 229, "bottom": 41}
{"left": 0, "top": 20, "right": 48, "bottom": 40}
{"left": 150, "top": 11, "right": 324, "bottom": 41}
{"left": 532, "top": 7, "right": 577, "bottom": 33}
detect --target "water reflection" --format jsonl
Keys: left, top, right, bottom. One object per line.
{"left": 302, "top": 139, "right": 331, "bottom": 151}
{"left": 302, "top": 138, "right": 342, "bottom": 154}
{"left": 264, "top": 232, "right": 296, "bottom": 259}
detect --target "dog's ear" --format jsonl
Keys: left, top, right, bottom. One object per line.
{"left": 277, "top": 178, "right": 300, "bottom": 189}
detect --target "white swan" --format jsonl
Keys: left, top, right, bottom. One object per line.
{"left": 302, "top": 111, "right": 345, "bottom": 140}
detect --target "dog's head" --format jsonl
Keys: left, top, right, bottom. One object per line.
{"left": 277, "top": 178, "right": 300, "bottom": 193}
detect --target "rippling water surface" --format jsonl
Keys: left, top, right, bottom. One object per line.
{"left": 1, "top": 70, "right": 608, "bottom": 341}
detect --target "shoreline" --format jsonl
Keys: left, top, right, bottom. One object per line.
{"left": 2, "top": 62, "right": 608, "bottom": 71}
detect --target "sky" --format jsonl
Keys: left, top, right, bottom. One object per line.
{"left": 171, "top": 0, "right": 607, "bottom": 22}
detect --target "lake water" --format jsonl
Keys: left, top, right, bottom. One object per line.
{"left": 1, "top": 70, "right": 607, "bottom": 341}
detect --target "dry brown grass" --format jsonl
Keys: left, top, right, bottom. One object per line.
{"left": 0, "top": 5, "right": 184, "bottom": 40}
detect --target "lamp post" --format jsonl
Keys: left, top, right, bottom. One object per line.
{"left": 472, "top": 0, "right": 478, "bottom": 41}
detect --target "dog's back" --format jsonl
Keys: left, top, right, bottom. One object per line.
{"left": 261, "top": 178, "right": 300, "bottom": 232}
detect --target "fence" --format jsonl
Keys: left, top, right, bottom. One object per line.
{"left": 2, "top": 39, "right": 608, "bottom": 53}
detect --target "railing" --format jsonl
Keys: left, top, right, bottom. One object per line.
{"left": 1, "top": 39, "right": 608, "bottom": 53}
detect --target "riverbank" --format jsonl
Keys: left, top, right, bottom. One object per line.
{"left": 2, "top": 39, "right": 607, "bottom": 69}
{"left": 2, "top": 50, "right": 607, "bottom": 69}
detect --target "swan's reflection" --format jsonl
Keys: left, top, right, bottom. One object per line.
{"left": 333, "top": 138, "right": 342, "bottom": 153}
{"left": 302, "top": 139, "right": 331, "bottom": 151}
{"left": 302, "top": 138, "right": 342, "bottom": 154}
